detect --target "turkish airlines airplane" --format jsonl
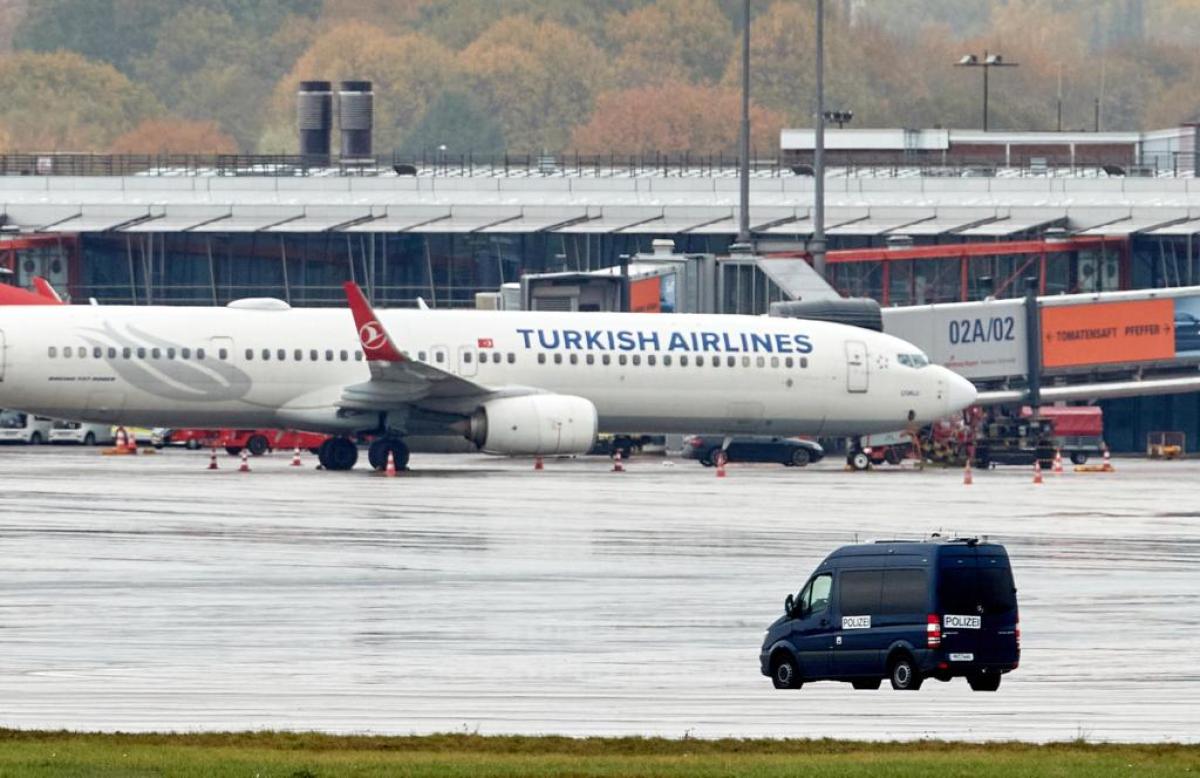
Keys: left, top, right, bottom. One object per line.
{"left": 0, "top": 282, "right": 976, "bottom": 470}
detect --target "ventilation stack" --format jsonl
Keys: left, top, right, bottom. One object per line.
{"left": 297, "top": 81, "right": 333, "bottom": 166}
{"left": 338, "top": 80, "right": 374, "bottom": 162}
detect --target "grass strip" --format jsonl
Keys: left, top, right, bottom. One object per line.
{"left": 0, "top": 730, "right": 1196, "bottom": 777}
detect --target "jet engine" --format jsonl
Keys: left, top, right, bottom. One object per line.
{"left": 466, "top": 394, "right": 598, "bottom": 455}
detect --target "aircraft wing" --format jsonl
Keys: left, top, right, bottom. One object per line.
{"left": 338, "top": 281, "right": 496, "bottom": 410}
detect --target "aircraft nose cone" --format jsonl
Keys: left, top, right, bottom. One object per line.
{"left": 943, "top": 368, "right": 978, "bottom": 412}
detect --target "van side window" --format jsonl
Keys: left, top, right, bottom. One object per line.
{"left": 839, "top": 570, "right": 883, "bottom": 615}
{"left": 807, "top": 573, "right": 832, "bottom": 613}
{"left": 881, "top": 569, "right": 927, "bottom": 615}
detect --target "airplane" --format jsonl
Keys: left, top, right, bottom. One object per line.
{"left": 0, "top": 281, "right": 977, "bottom": 471}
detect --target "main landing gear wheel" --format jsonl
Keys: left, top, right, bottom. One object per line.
{"left": 368, "top": 438, "right": 410, "bottom": 471}
{"left": 318, "top": 437, "right": 359, "bottom": 471}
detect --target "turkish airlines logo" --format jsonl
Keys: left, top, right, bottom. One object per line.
{"left": 358, "top": 320, "right": 387, "bottom": 350}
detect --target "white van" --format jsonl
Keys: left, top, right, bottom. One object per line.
{"left": 49, "top": 420, "right": 114, "bottom": 446}
{"left": 0, "top": 409, "right": 54, "bottom": 444}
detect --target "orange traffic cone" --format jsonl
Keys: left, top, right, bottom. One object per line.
{"left": 290, "top": 446, "right": 302, "bottom": 467}
{"left": 534, "top": 456, "right": 544, "bottom": 471}
{"left": 716, "top": 451, "right": 727, "bottom": 478}
{"left": 238, "top": 450, "right": 250, "bottom": 472}
{"left": 1102, "top": 444, "right": 1115, "bottom": 472}
{"left": 124, "top": 428, "right": 138, "bottom": 454}
{"left": 1053, "top": 448, "right": 1064, "bottom": 475}
{"left": 612, "top": 450, "right": 625, "bottom": 472}
{"left": 385, "top": 450, "right": 397, "bottom": 477}
{"left": 1032, "top": 459, "right": 1043, "bottom": 484}
{"left": 963, "top": 458, "right": 973, "bottom": 485}
{"left": 207, "top": 448, "right": 219, "bottom": 470}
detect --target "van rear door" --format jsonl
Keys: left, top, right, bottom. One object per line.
{"left": 937, "top": 549, "right": 1018, "bottom": 666}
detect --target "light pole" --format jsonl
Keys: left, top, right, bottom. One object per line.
{"left": 810, "top": 0, "right": 827, "bottom": 279}
{"left": 736, "top": 0, "right": 751, "bottom": 245}
{"left": 955, "top": 52, "right": 1018, "bottom": 131}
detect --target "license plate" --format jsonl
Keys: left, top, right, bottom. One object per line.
{"left": 949, "top": 653, "right": 974, "bottom": 662}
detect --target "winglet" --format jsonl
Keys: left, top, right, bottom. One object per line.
{"left": 343, "top": 281, "right": 406, "bottom": 362}
{"left": 33, "top": 276, "right": 64, "bottom": 304}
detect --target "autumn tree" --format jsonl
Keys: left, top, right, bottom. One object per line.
{"left": 265, "top": 22, "right": 461, "bottom": 153}
{"left": 461, "top": 16, "right": 609, "bottom": 152}
{"left": 570, "top": 81, "right": 784, "bottom": 155}
{"left": 605, "top": 0, "right": 733, "bottom": 87}
{"left": 109, "top": 118, "right": 238, "bottom": 153}
{"left": 0, "top": 51, "right": 160, "bottom": 150}
{"left": 399, "top": 91, "right": 507, "bottom": 156}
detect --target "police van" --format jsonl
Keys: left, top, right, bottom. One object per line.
{"left": 760, "top": 537, "right": 1019, "bottom": 691}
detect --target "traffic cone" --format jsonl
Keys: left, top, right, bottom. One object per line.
{"left": 290, "top": 446, "right": 302, "bottom": 467}
{"left": 612, "top": 450, "right": 625, "bottom": 472}
{"left": 1032, "top": 459, "right": 1043, "bottom": 484}
{"left": 207, "top": 448, "right": 219, "bottom": 470}
{"left": 1102, "top": 444, "right": 1115, "bottom": 472}
{"left": 385, "top": 450, "right": 397, "bottom": 477}
{"left": 716, "top": 452, "right": 727, "bottom": 478}
{"left": 534, "top": 456, "right": 544, "bottom": 471}
{"left": 1053, "top": 448, "right": 1064, "bottom": 475}
{"left": 238, "top": 450, "right": 250, "bottom": 473}
{"left": 124, "top": 428, "right": 138, "bottom": 454}
{"left": 963, "top": 458, "right": 973, "bottom": 485}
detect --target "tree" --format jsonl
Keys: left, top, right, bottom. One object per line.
{"left": 605, "top": 0, "right": 734, "bottom": 87}
{"left": 0, "top": 50, "right": 161, "bottom": 150}
{"left": 461, "top": 16, "right": 609, "bottom": 152}
{"left": 109, "top": 118, "right": 238, "bottom": 153}
{"left": 399, "top": 90, "right": 507, "bottom": 156}
{"left": 266, "top": 22, "right": 462, "bottom": 153}
{"left": 570, "top": 81, "right": 784, "bottom": 155}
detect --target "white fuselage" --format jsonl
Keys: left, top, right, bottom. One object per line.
{"left": 0, "top": 305, "right": 975, "bottom": 438}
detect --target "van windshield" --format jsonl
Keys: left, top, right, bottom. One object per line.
{"left": 938, "top": 563, "right": 1016, "bottom": 615}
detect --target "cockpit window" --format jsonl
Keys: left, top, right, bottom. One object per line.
{"left": 897, "top": 353, "right": 930, "bottom": 368}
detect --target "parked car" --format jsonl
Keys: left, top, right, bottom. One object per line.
{"left": 49, "top": 420, "right": 114, "bottom": 446}
{"left": 1175, "top": 311, "right": 1200, "bottom": 353}
{"left": 682, "top": 435, "right": 824, "bottom": 467}
{"left": 761, "top": 537, "right": 1019, "bottom": 692}
{"left": 0, "top": 409, "right": 53, "bottom": 444}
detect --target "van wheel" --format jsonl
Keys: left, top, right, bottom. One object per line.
{"left": 771, "top": 654, "right": 802, "bottom": 690}
{"left": 83, "top": 432, "right": 96, "bottom": 446}
{"left": 967, "top": 672, "right": 1002, "bottom": 692}
{"left": 851, "top": 679, "right": 881, "bottom": 690}
{"left": 889, "top": 654, "right": 923, "bottom": 690}
{"left": 1070, "top": 452, "right": 1088, "bottom": 466}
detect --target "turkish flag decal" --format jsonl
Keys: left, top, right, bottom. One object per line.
{"left": 477, "top": 337, "right": 494, "bottom": 348}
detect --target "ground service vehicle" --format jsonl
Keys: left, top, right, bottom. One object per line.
{"left": 155, "top": 428, "right": 330, "bottom": 456}
{"left": 761, "top": 537, "right": 1019, "bottom": 692}
{"left": 0, "top": 409, "right": 53, "bottom": 444}
{"left": 683, "top": 435, "right": 824, "bottom": 467}
{"left": 49, "top": 420, "right": 114, "bottom": 445}
{"left": 973, "top": 406, "right": 1103, "bottom": 468}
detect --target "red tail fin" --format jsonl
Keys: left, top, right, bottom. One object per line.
{"left": 32, "top": 277, "right": 63, "bottom": 303}
{"left": 342, "top": 281, "right": 405, "bottom": 362}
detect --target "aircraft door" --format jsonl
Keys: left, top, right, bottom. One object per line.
{"left": 845, "top": 340, "right": 868, "bottom": 393}
{"left": 457, "top": 345, "right": 477, "bottom": 377}
{"left": 0, "top": 329, "right": 5, "bottom": 382}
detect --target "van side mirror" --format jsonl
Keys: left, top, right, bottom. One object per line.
{"left": 785, "top": 594, "right": 794, "bottom": 615}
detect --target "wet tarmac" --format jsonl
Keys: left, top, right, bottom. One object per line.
{"left": 1, "top": 446, "right": 1197, "bottom": 742}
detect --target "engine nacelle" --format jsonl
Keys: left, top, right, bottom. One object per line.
{"left": 467, "top": 394, "right": 598, "bottom": 455}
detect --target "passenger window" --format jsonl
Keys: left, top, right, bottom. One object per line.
{"left": 586, "top": 354, "right": 595, "bottom": 365}
{"left": 277, "top": 349, "right": 286, "bottom": 361}
{"left": 727, "top": 356, "right": 735, "bottom": 367}
{"left": 742, "top": 356, "right": 750, "bottom": 367}
{"left": 137, "top": 347, "right": 146, "bottom": 359}
{"left": 310, "top": 349, "right": 319, "bottom": 362}
{"left": 463, "top": 352, "right": 473, "bottom": 364}
{"left": 647, "top": 355, "right": 656, "bottom": 366}
{"left": 48, "top": 346, "right": 57, "bottom": 358}
{"left": 838, "top": 570, "right": 883, "bottom": 615}
{"left": 79, "top": 348, "right": 87, "bottom": 359}
{"left": 261, "top": 349, "right": 270, "bottom": 361}
{"left": 602, "top": 354, "right": 611, "bottom": 366}
{"left": 785, "top": 357, "right": 794, "bottom": 368}
{"left": 245, "top": 349, "right": 253, "bottom": 360}
{"left": 339, "top": 350, "right": 348, "bottom": 361}
{"left": 123, "top": 347, "right": 132, "bottom": 359}
{"left": 807, "top": 573, "right": 832, "bottom": 613}
{"left": 354, "top": 350, "right": 363, "bottom": 361}
{"left": 198, "top": 348, "right": 207, "bottom": 360}
{"left": 757, "top": 356, "right": 765, "bottom": 368}
{"left": 151, "top": 348, "right": 161, "bottom": 359}
{"left": 569, "top": 354, "right": 578, "bottom": 365}
{"left": 695, "top": 356, "right": 704, "bottom": 367}
{"left": 632, "top": 355, "right": 641, "bottom": 366}
{"left": 325, "top": 349, "right": 334, "bottom": 361}
{"left": 64, "top": 346, "right": 73, "bottom": 358}
{"left": 538, "top": 353, "right": 546, "bottom": 364}
{"left": 711, "top": 357, "right": 719, "bottom": 368}
{"left": 107, "top": 347, "right": 117, "bottom": 359}
{"left": 663, "top": 355, "right": 672, "bottom": 366}
{"left": 680, "top": 355, "right": 689, "bottom": 367}
{"left": 492, "top": 352, "right": 501, "bottom": 364}
{"left": 93, "top": 347, "right": 103, "bottom": 358}
{"left": 507, "top": 353, "right": 515, "bottom": 364}
{"left": 216, "top": 348, "right": 225, "bottom": 360}
{"left": 181, "top": 348, "right": 191, "bottom": 360}
{"left": 618, "top": 354, "right": 627, "bottom": 366}
{"left": 419, "top": 351, "right": 427, "bottom": 362}
{"left": 800, "top": 357, "right": 809, "bottom": 368}
{"left": 553, "top": 353, "right": 563, "bottom": 364}
{"left": 294, "top": 349, "right": 303, "bottom": 361}
{"left": 771, "top": 357, "right": 780, "bottom": 368}
{"left": 881, "top": 569, "right": 928, "bottom": 615}
{"left": 434, "top": 351, "right": 444, "bottom": 364}
{"left": 167, "top": 348, "right": 176, "bottom": 359}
